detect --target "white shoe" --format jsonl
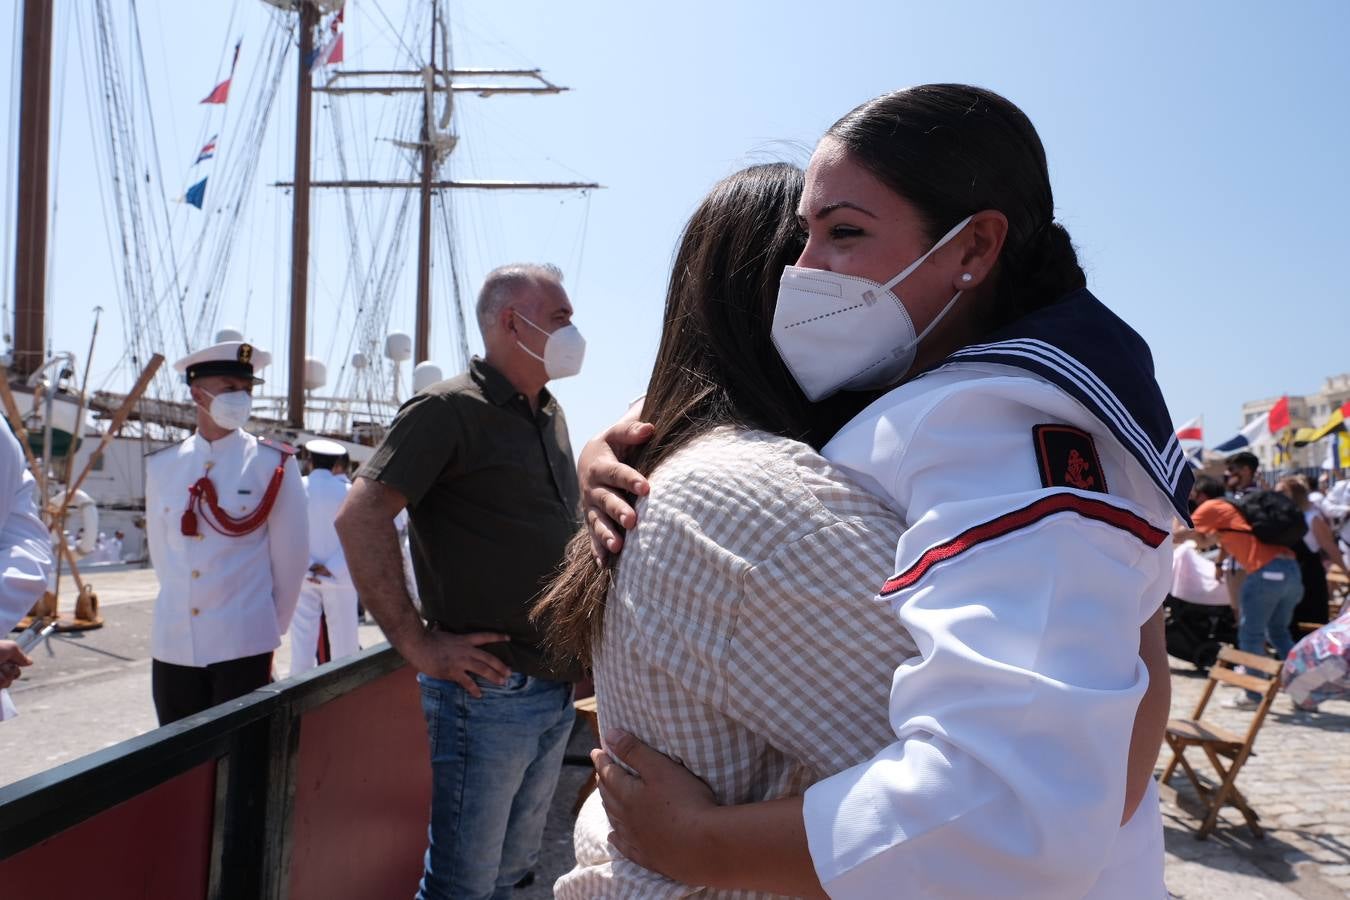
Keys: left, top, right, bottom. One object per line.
{"left": 1222, "top": 694, "right": 1260, "bottom": 710}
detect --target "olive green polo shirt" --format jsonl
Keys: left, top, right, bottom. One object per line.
{"left": 361, "top": 357, "right": 581, "bottom": 681}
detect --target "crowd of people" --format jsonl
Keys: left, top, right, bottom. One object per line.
{"left": 1169, "top": 450, "right": 1350, "bottom": 711}
{"left": 7, "top": 81, "right": 1347, "bottom": 899}
{"left": 58, "top": 528, "right": 125, "bottom": 565}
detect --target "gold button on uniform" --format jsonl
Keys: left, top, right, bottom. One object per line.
{"left": 191, "top": 570, "right": 200, "bottom": 579}
{"left": 191, "top": 608, "right": 200, "bottom": 616}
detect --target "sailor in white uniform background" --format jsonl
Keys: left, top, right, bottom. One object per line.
{"left": 288, "top": 438, "right": 358, "bottom": 676}
{"left": 107, "top": 530, "right": 125, "bottom": 563}
{"left": 144, "top": 340, "right": 308, "bottom": 725}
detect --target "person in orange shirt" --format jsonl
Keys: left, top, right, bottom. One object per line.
{"left": 1192, "top": 496, "right": 1303, "bottom": 708}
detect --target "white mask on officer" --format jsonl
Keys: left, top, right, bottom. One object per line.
{"left": 198, "top": 389, "right": 252, "bottom": 431}
{"left": 515, "top": 312, "right": 586, "bottom": 380}
{"left": 771, "top": 215, "right": 973, "bottom": 402}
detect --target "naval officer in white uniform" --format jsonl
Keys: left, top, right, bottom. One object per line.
{"left": 288, "top": 438, "right": 358, "bottom": 676}
{"left": 145, "top": 340, "right": 308, "bottom": 725}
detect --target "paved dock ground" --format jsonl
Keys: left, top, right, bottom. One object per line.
{"left": 3, "top": 567, "right": 1347, "bottom": 897}
{"left": 1158, "top": 660, "right": 1350, "bottom": 899}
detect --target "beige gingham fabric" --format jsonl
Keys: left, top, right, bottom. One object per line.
{"left": 555, "top": 427, "right": 918, "bottom": 899}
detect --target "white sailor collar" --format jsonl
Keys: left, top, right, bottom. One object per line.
{"left": 930, "top": 288, "right": 1193, "bottom": 524}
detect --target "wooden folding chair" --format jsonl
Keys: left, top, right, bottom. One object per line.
{"left": 1159, "top": 646, "right": 1284, "bottom": 839}
{"left": 1327, "top": 567, "right": 1349, "bottom": 617}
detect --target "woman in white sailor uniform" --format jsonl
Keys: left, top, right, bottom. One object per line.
{"left": 145, "top": 341, "right": 308, "bottom": 725}
{"left": 580, "top": 85, "right": 1188, "bottom": 898}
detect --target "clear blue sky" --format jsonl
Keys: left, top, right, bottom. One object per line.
{"left": 2, "top": 0, "right": 1348, "bottom": 450}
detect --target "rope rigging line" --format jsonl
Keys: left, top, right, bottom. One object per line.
{"left": 128, "top": 0, "right": 190, "bottom": 357}
{"left": 189, "top": 16, "right": 291, "bottom": 349}
{"left": 85, "top": 2, "right": 163, "bottom": 378}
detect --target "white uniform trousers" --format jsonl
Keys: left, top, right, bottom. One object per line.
{"left": 288, "top": 581, "right": 359, "bottom": 677}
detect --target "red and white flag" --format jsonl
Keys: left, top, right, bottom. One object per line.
{"left": 311, "top": 9, "right": 345, "bottom": 72}
{"left": 1175, "top": 416, "right": 1203, "bottom": 442}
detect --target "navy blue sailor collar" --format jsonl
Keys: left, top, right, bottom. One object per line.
{"left": 935, "top": 288, "right": 1194, "bottom": 524}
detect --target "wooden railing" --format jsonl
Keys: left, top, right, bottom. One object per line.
{"left": 0, "top": 644, "right": 430, "bottom": 900}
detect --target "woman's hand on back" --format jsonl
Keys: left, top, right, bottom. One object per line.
{"left": 593, "top": 729, "right": 719, "bottom": 882}
{"left": 593, "top": 729, "right": 826, "bottom": 897}
{"left": 580, "top": 406, "right": 654, "bottom": 562}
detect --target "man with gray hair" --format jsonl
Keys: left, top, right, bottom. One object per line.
{"left": 337, "top": 263, "right": 585, "bottom": 899}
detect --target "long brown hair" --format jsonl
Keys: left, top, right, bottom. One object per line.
{"left": 531, "top": 162, "right": 875, "bottom": 666}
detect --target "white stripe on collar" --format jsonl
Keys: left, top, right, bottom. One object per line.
{"left": 946, "top": 338, "right": 1183, "bottom": 490}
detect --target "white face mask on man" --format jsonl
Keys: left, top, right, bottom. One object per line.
{"left": 771, "top": 215, "right": 973, "bottom": 402}
{"left": 197, "top": 389, "right": 253, "bottom": 431}
{"left": 515, "top": 312, "right": 586, "bottom": 380}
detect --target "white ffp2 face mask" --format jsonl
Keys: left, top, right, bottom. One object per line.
{"left": 199, "top": 390, "right": 253, "bottom": 431}
{"left": 771, "top": 215, "right": 973, "bottom": 402}
{"left": 516, "top": 313, "right": 586, "bottom": 380}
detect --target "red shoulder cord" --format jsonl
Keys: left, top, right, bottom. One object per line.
{"left": 181, "top": 463, "right": 287, "bottom": 537}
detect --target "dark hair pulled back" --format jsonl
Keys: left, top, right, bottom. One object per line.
{"left": 827, "top": 84, "right": 1085, "bottom": 326}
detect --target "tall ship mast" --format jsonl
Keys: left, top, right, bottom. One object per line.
{"left": 267, "top": 0, "right": 598, "bottom": 433}
{"left": 4, "top": 0, "right": 598, "bottom": 569}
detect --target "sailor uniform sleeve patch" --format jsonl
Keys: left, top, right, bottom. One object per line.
{"left": 1033, "top": 424, "right": 1108, "bottom": 494}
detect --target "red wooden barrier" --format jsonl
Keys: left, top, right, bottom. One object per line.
{"left": 287, "top": 665, "right": 430, "bottom": 900}
{"left": 0, "top": 647, "right": 423, "bottom": 899}
{"left": 0, "top": 761, "right": 216, "bottom": 898}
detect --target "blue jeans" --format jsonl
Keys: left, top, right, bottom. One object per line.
{"left": 415, "top": 671, "right": 575, "bottom": 900}
{"left": 1238, "top": 556, "right": 1302, "bottom": 700}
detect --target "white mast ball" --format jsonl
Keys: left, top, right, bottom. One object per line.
{"left": 350, "top": 352, "right": 369, "bottom": 370}
{"left": 303, "top": 357, "right": 328, "bottom": 391}
{"left": 384, "top": 332, "right": 413, "bottom": 362}
{"left": 412, "top": 362, "right": 443, "bottom": 394}
{"left": 215, "top": 327, "right": 244, "bottom": 343}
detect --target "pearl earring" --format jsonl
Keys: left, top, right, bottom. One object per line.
{"left": 960, "top": 273, "right": 973, "bottom": 283}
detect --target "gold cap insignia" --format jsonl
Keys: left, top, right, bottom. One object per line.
{"left": 238, "top": 343, "right": 253, "bottom": 364}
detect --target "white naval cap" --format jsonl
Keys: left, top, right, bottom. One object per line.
{"left": 304, "top": 438, "right": 347, "bottom": 457}
{"left": 173, "top": 340, "right": 271, "bottom": 385}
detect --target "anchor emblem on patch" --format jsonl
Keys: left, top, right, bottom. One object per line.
{"left": 1033, "top": 424, "right": 1108, "bottom": 494}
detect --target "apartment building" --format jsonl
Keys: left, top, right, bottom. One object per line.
{"left": 1240, "top": 373, "right": 1350, "bottom": 470}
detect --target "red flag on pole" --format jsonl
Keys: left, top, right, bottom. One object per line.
{"left": 200, "top": 40, "right": 242, "bottom": 105}
{"left": 1268, "top": 395, "right": 1291, "bottom": 434}
{"left": 201, "top": 80, "right": 231, "bottom": 104}
{"left": 311, "top": 10, "right": 345, "bottom": 71}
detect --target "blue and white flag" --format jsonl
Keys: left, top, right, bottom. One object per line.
{"left": 1211, "top": 411, "right": 1269, "bottom": 454}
